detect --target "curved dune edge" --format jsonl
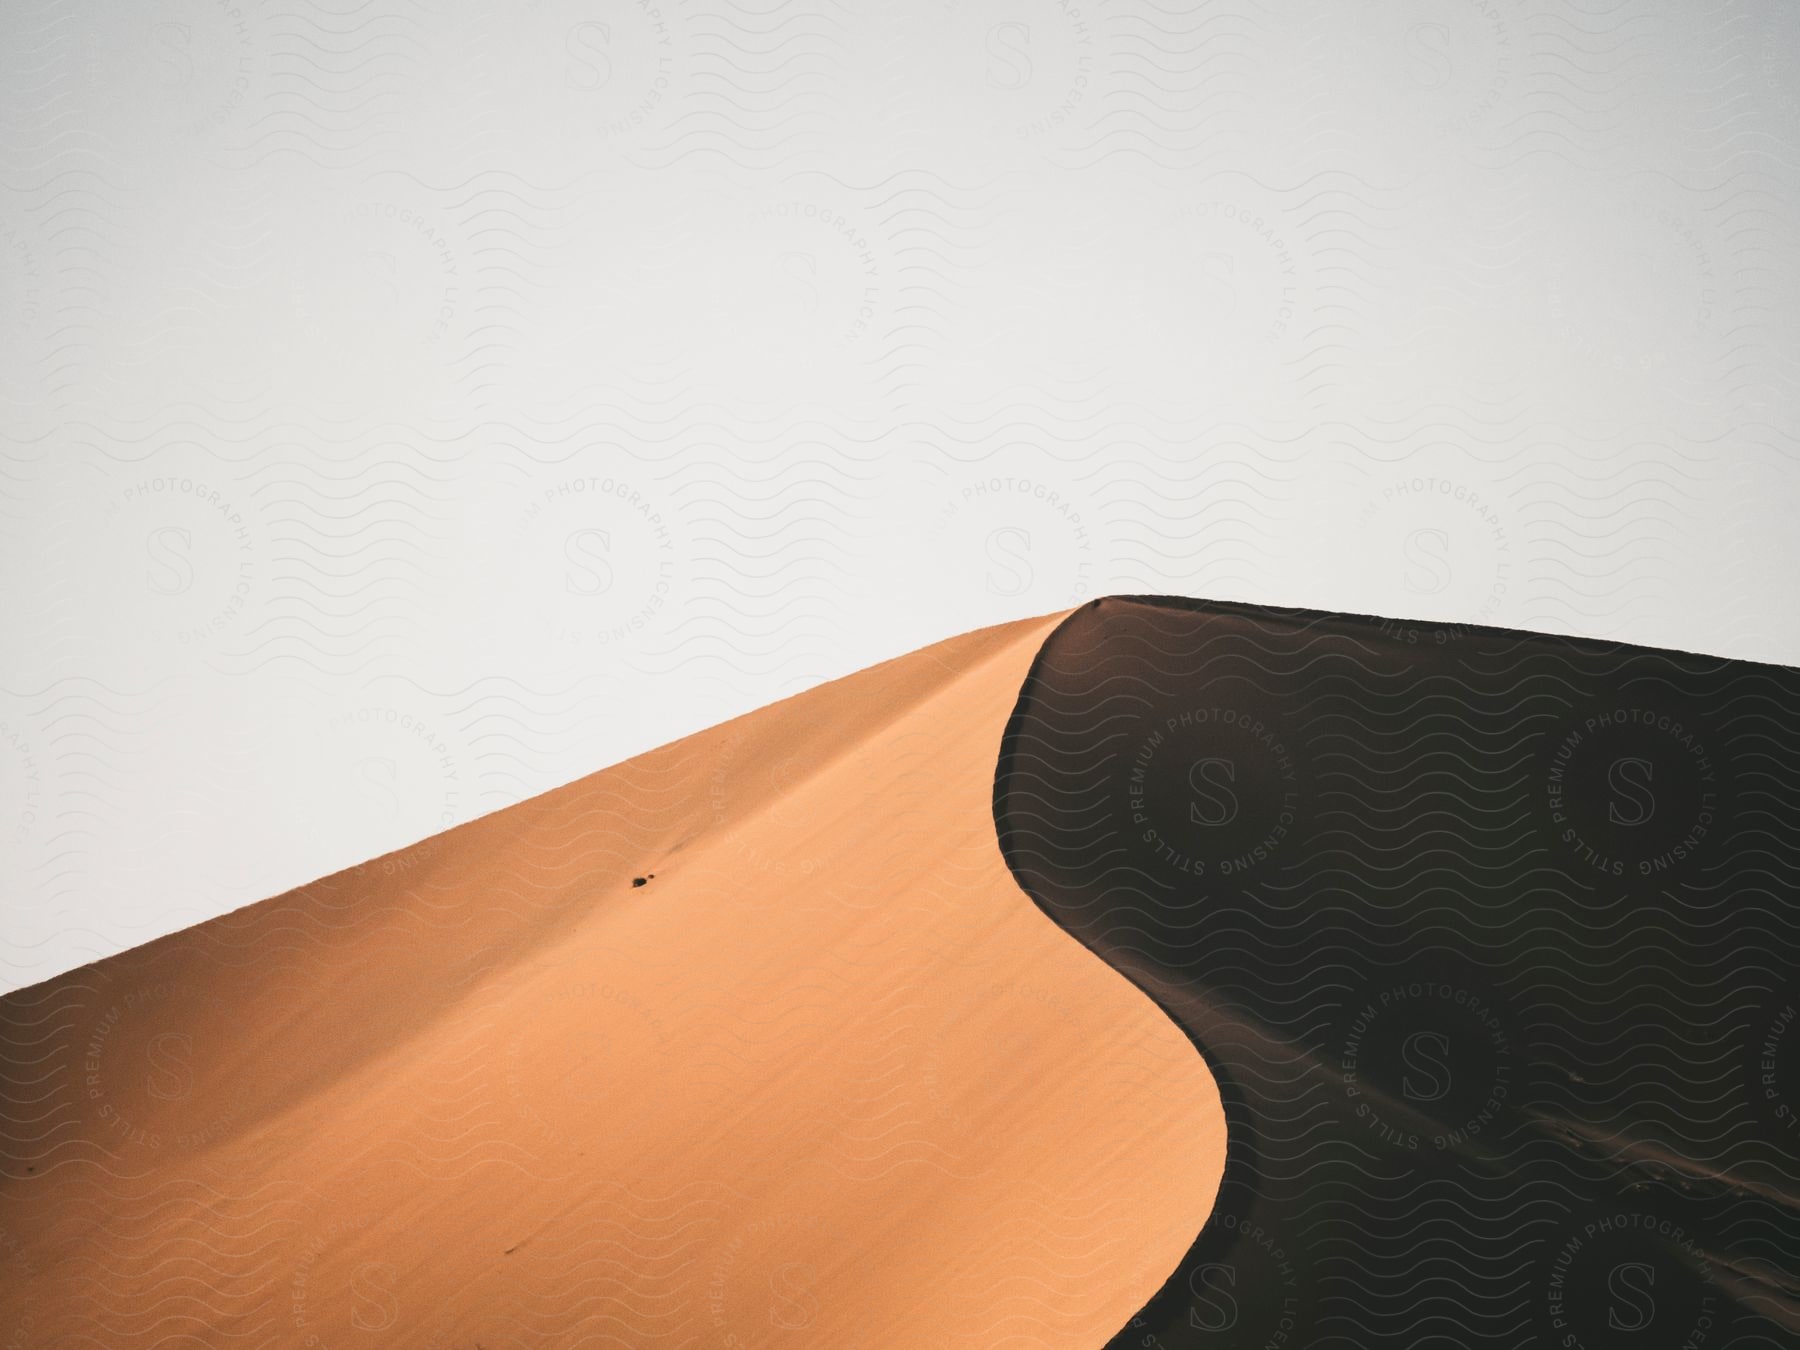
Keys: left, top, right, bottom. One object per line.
{"left": 0, "top": 611, "right": 1225, "bottom": 1348}
{"left": 994, "top": 594, "right": 1800, "bottom": 1347}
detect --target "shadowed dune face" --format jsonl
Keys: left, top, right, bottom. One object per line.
{"left": 994, "top": 595, "right": 1800, "bottom": 1348}
{"left": 0, "top": 612, "right": 1224, "bottom": 1348}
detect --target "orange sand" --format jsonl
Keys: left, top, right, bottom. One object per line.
{"left": 0, "top": 611, "right": 1224, "bottom": 1347}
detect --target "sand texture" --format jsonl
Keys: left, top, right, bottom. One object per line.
{"left": 0, "top": 610, "right": 1225, "bottom": 1348}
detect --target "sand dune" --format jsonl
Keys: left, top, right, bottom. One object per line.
{"left": 0, "top": 611, "right": 1225, "bottom": 1348}
{"left": 998, "top": 595, "right": 1800, "bottom": 1346}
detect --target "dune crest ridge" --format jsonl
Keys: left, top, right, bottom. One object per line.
{"left": 996, "top": 594, "right": 1800, "bottom": 1347}
{"left": 0, "top": 610, "right": 1225, "bottom": 1348}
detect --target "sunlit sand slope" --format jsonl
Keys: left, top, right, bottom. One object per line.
{"left": 0, "top": 610, "right": 1224, "bottom": 1349}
